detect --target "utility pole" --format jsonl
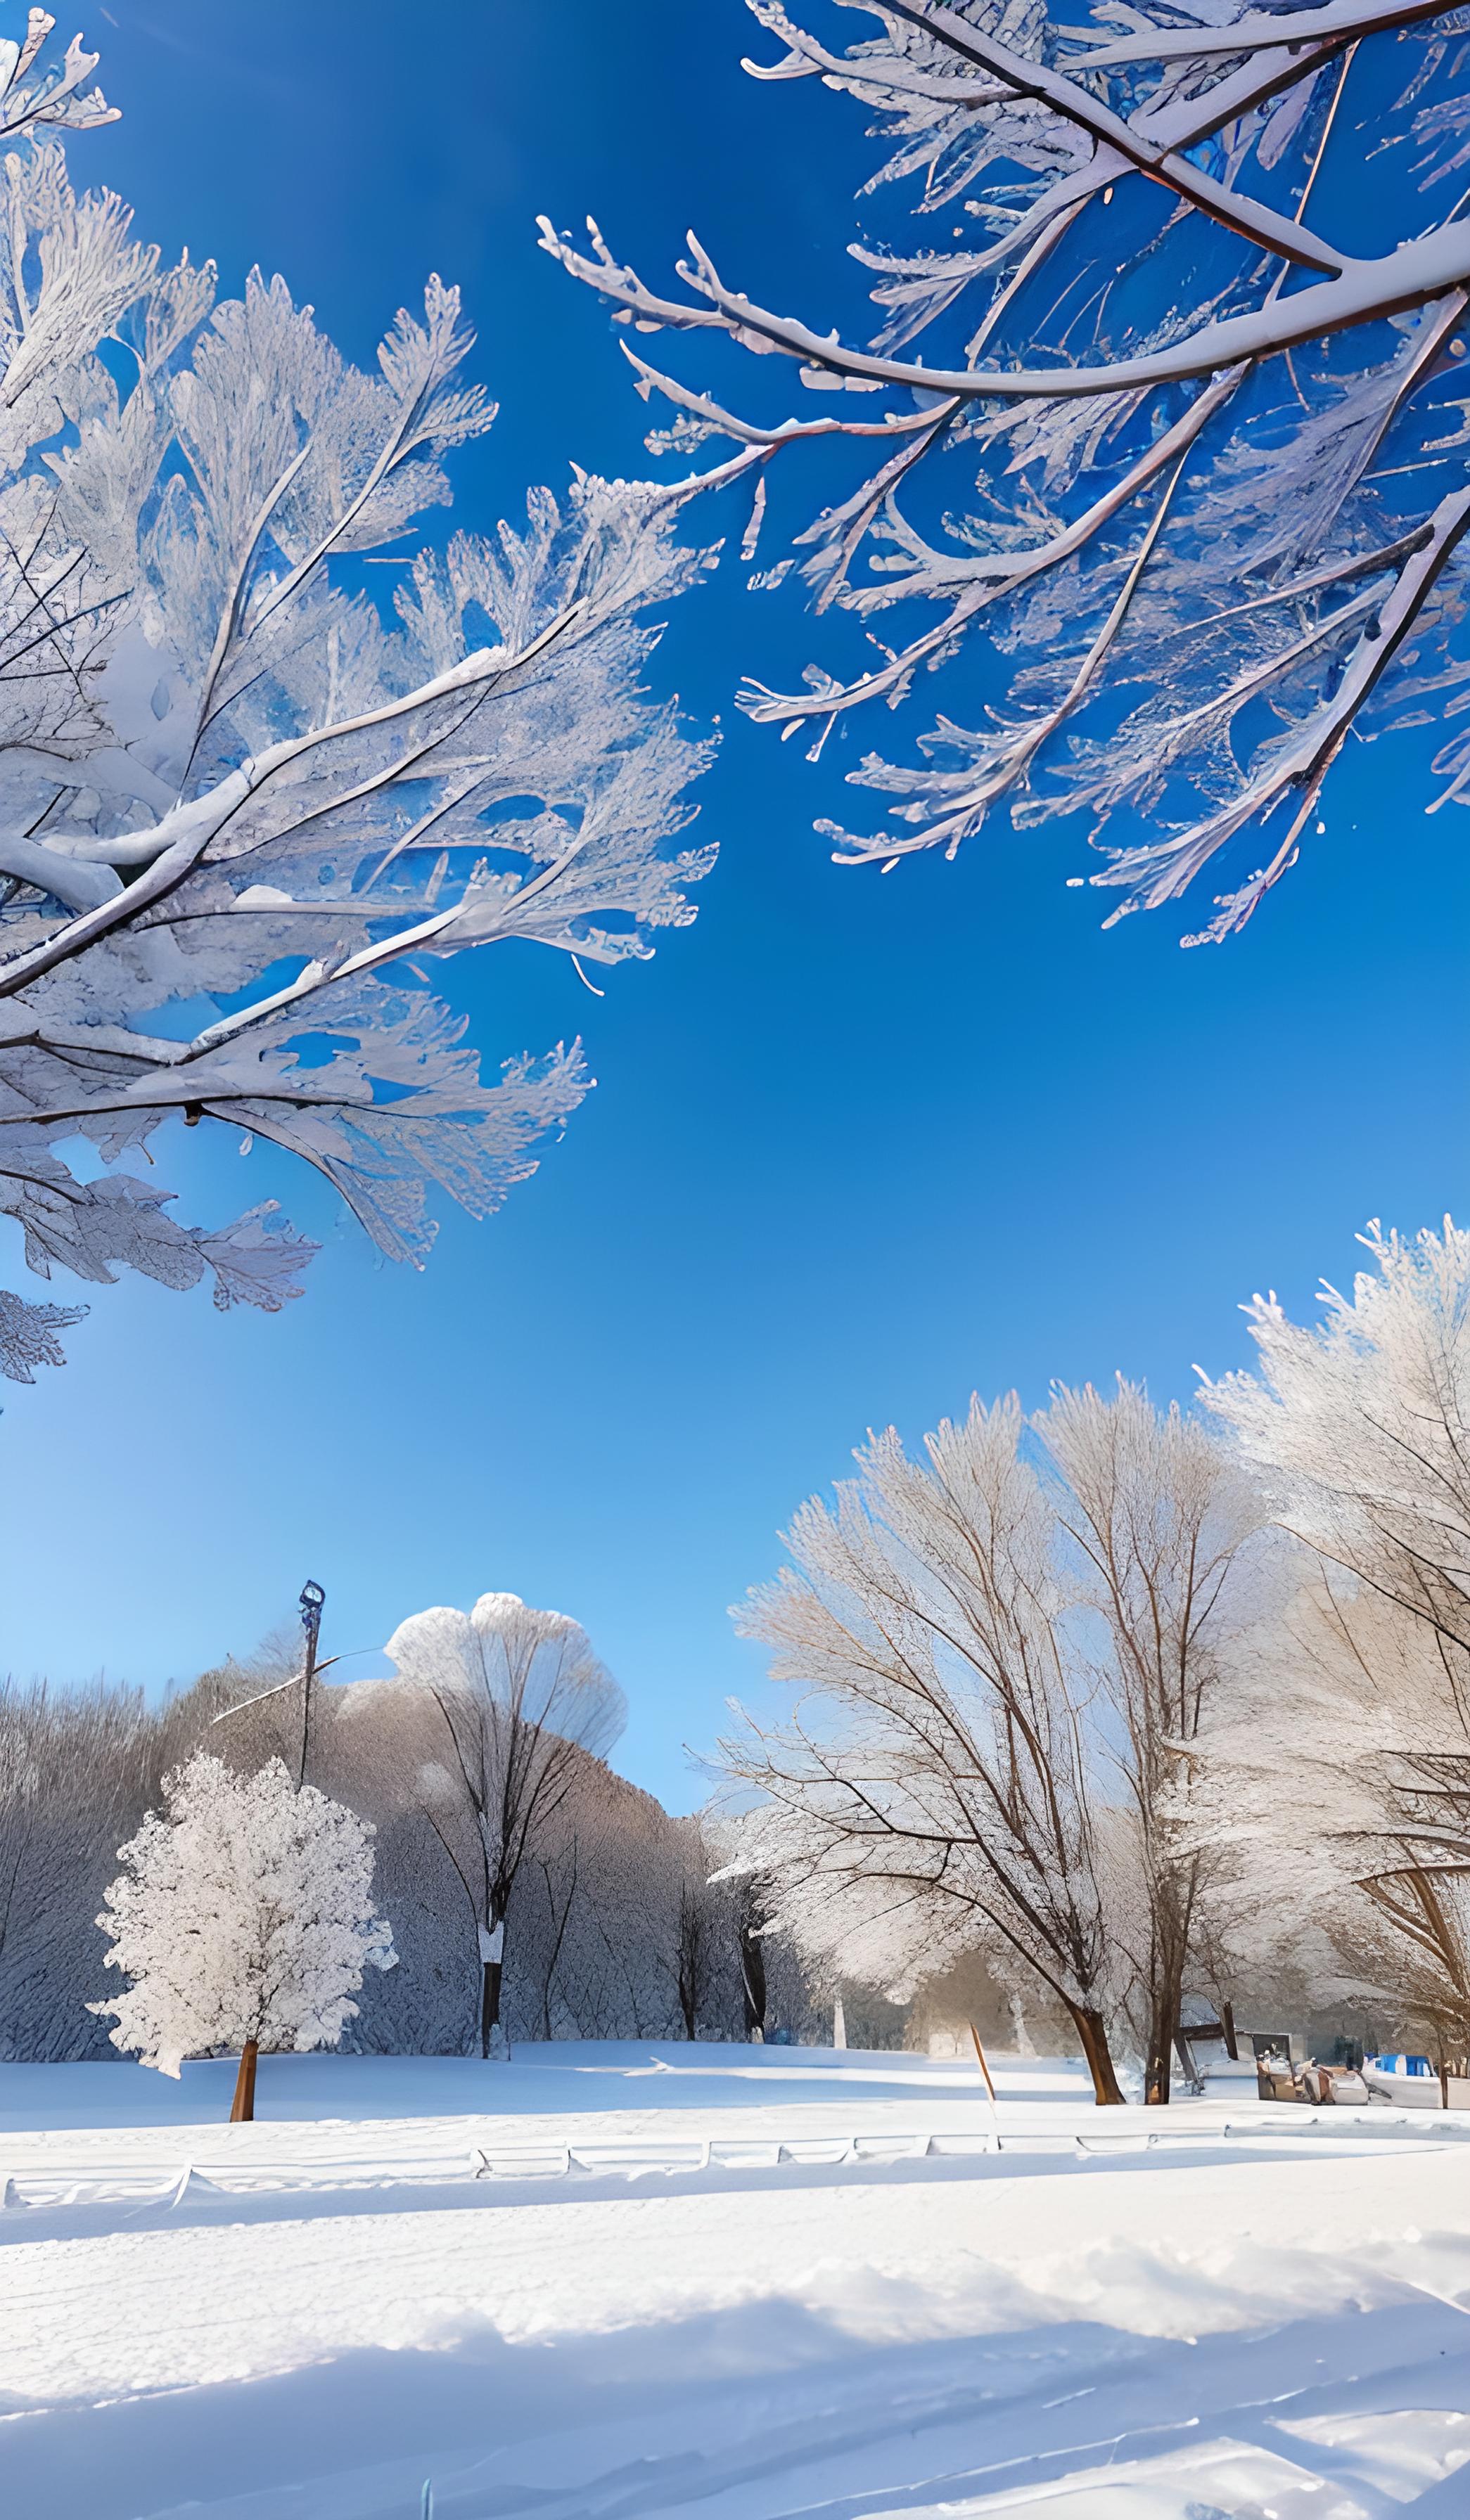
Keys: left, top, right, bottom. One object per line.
{"left": 297, "top": 1579, "right": 325, "bottom": 1790}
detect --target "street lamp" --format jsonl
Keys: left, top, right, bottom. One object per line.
{"left": 298, "top": 1579, "right": 326, "bottom": 1790}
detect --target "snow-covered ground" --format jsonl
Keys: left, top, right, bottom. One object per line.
{"left": 4, "top": 2043, "right": 1469, "bottom": 2519}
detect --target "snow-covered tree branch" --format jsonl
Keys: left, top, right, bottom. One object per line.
{"left": 547, "top": 0, "right": 1470, "bottom": 941}
{"left": 1203, "top": 1217, "right": 1470, "bottom": 1670}
{"left": 0, "top": 16, "right": 721, "bottom": 1381}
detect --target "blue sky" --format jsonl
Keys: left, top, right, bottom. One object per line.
{"left": 1, "top": 0, "right": 1464, "bottom": 1808}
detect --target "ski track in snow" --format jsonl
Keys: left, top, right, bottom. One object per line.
{"left": 1, "top": 2045, "right": 1469, "bottom": 2519}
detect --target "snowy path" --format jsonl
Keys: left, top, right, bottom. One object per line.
{"left": 2, "top": 2046, "right": 1469, "bottom": 2518}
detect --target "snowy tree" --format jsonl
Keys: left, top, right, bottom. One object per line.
{"left": 535, "top": 1797, "right": 676, "bottom": 2040}
{"left": 525, "top": 1836, "right": 582, "bottom": 2040}
{"left": 668, "top": 1813, "right": 739, "bottom": 2038}
{"left": 0, "top": 15, "right": 720, "bottom": 1383}
{"left": 705, "top": 1832, "right": 783, "bottom": 2039}
{"left": 1039, "top": 1380, "right": 1260, "bottom": 2101}
{"left": 724, "top": 1398, "right": 1128, "bottom": 2100}
{"left": 1200, "top": 1219, "right": 1470, "bottom": 2062}
{"left": 708, "top": 1818, "right": 845, "bottom": 2043}
{"left": 513, "top": 1794, "right": 758, "bottom": 2044}
{"left": 1184, "top": 1567, "right": 1470, "bottom": 2072}
{"left": 91, "top": 1750, "right": 395, "bottom": 2119}
{"left": 0, "top": 1676, "right": 164, "bottom": 2060}
{"left": 1203, "top": 1219, "right": 1470, "bottom": 1670}
{"left": 548, "top": 0, "right": 1470, "bottom": 943}
{"left": 0, "top": 1686, "right": 42, "bottom": 1988}
{"left": 384, "top": 1590, "right": 626, "bottom": 2055}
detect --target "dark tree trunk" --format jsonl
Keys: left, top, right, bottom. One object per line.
{"left": 1146, "top": 2002, "right": 1174, "bottom": 2107}
{"left": 740, "top": 1922, "right": 767, "bottom": 2040}
{"left": 230, "top": 2038, "right": 259, "bottom": 2123}
{"left": 1066, "top": 2001, "right": 1125, "bottom": 2105}
{"left": 1144, "top": 1913, "right": 1190, "bottom": 2104}
{"left": 1221, "top": 2000, "right": 1239, "bottom": 2062}
{"left": 479, "top": 1957, "right": 503, "bottom": 2058}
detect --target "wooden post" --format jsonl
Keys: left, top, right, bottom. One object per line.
{"left": 229, "top": 2038, "right": 259, "bottom": 2123}
{"left": 969, "top": 2021, "right": 997, "bottom": 2107}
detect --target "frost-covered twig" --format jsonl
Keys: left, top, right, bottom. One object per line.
{"left": 552, "top": 0, "right": 1470, "bottom": 937}
{"left": 0, "top": 23, "right": 722, "bottom": 1374}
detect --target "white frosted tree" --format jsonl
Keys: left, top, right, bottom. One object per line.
{"left": 385, "top": 1590, "right": 626, "bottom": 2056}
{"left": 0, "top": 14, "right": 722, "bottom": 1384}
{"left": 1203, "top": 1219, "right": 1470, "bottom": 1669}
{"left": 1039, "top": 1380, "right": 1260, "bottom": 2101}
{"left": 91, "top": 1750, "right": 395, "bottom": 2120}
{"left": 1200, "top": 1219, "right": 1470, "bottom": 2065}
{"left": 724, "top": 1397, "right": 1129, "bottom": 2100}
{"left": 1184, "top": 1567, "right": 1470, "bottom": 2073}
{"left": 549, "top": 0, "right": 1470, "bottom": 943}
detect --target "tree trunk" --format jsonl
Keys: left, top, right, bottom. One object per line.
{"left": 740, "top": 1922, "right": 767, "bottom": 2041}
{"left": 1146, "top": 2000, "right": 1174, "bottom": 2106}
{"left": 1144, "top": 1930, "right": 1190, "bottom": 2104}
{"left": 1066, "top": 2001, "right": 1125, "bottom": 2104}
{"left": 229, "top": 2038, "right": 259, "bottom": 2123}
{"left": 479, "top": 1957, "right": 503, "bottom": 2058}
{"left": 1221, "top": 2000, "right": 1239, "bottom": 2062}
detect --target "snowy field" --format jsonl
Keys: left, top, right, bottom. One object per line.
{"left": 4, "top": 2043, "right": 1470, "bottom": 2519}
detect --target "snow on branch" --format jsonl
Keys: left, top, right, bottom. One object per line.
{"left": 0, "top": 1282, "right": 84, "bottom": 1380}
{"left": 549, "top": 0, "right": 1470, "bottom": 937}
{"left": 0, "top": 25, "right": 720, "bottom": 1374}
